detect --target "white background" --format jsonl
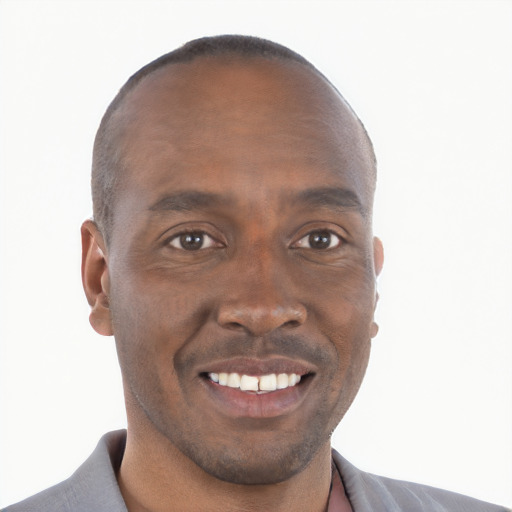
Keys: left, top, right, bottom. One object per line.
{"left": 1, "top": 0, "right": 511, "bottom": 508}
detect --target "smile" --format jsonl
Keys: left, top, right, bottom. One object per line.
{"left": 198, "top": 358, "right": 314, "bottom": 418}
{"left": 208, "top": 372, "right": 302, "bottom": 393}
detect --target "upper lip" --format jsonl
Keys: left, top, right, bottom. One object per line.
{"left": 197, "top": 357, "right": 315, "bottom": 377}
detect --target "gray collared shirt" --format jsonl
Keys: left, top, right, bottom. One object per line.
{"left": 3, "top": 430, "right": 510, "bottom": 512}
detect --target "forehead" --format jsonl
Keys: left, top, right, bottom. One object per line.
{"left": 109, "top": 56, "right": 374, "bottom": 219}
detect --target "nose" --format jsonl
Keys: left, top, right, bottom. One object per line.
{"left": 216, "top": 263, "right": 307, "bottom": 336}
{"left": 217, "top": 302, "right": 307, "bottom": 336}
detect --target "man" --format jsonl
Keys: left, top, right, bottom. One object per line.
{"left": 3, "top": 35, "right": 509, "bottom": 512}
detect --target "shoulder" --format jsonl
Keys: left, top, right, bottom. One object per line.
{"left": 332, "top": 450, "right": 510, "bottom": 512}
{"left": 2, "top": 430, "right": 128, "bottom": 512}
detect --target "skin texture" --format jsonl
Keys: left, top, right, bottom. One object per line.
{"left": 81, "top": 55, "right": 383, "bottom": 512}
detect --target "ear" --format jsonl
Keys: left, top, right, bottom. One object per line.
{"left": 370, "top": 236, "right": 384, "bottom": 338}
{"left": 81, "top": 220, "right": 113, "bottom": 336}
{"left": 373, "top": 236, "right": 384, "bottom": 277}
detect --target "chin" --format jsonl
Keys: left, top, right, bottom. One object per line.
{"left": 178, "top": 433, "right": 326, "bottom": 486}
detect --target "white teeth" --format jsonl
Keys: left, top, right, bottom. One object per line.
{"left": 240, "top": 375, "right": 259, "bottom": 391}
{"left": 259, "top": 373, "right": 277, "bottom": 391}
{"left": 277, "top": 373, "right": 289, "bottom": 389}
{"left": 289, "top": 373, "right": 301, "bottom": 386}
{"left": 227, "top": 373, "right": 241, "bottom": 388}
{"left": 208, "top": 372, "right": 304, "bottom": 392}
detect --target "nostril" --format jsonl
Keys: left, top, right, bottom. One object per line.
{"left": 217, "top": 303, "right": 307, "bottom": 336}
{"left": 225, "top": 321, "right": 245, "bottom": 331}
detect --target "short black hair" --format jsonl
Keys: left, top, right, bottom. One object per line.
{"left": 91, "top": 35, "right": 376, "bottom": 242}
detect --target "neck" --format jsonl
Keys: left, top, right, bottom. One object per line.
{"left": 118, "top": 420, "right": 333, "bottom": 512}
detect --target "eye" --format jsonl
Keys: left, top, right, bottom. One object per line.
{"left": 168, "top": 232, "right": 218, "bottom": 251}
{"left": 294, "top": 230, "right": 342, "bottom": 250}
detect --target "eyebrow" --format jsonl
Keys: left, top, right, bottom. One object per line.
{"left": 297, "top": 187, "right": 365, "bottom": 215}
{"left": 148, "top": 187, "right": 365, "bottom": 216}
{"left": 149, "top": 191, "right": 229, "bottom": 212}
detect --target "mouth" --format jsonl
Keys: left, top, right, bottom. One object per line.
{"left": 197, "top": 359, "right": 315, "bottom": 419}
{"left": 205, "top": 371, "right": 304, "bottom": 393}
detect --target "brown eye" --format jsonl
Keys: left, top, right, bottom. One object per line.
{"left": 309, "top": 232, "right": 331, "bottom": 249}
{"left": 169, "top": 232, "right": 216, "bottom": 251}
{"left": 295, "top": 230, "right": 341, "bottom": 250}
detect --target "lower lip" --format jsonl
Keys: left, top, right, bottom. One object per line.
{"left": 201, "top": 376, "right": 312, "bottom": 419}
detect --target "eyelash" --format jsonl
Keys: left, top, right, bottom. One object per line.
{"left": 168, "top": 231, "right": 221, "bottom": 251}
{"left": 166, "top": 229, "right": 344, "bottom": 252}
{"left": 293, "top": 230, "right": 343, "bottom": 250}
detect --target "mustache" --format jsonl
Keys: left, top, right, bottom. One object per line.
{"left": 176, "top": 332, "right": 335, "bottom": 373}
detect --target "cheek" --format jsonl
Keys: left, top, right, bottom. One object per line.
{"left": 306, "top": 257, "right": 377, "bottom": 335}
{"left": 108, "top": 269, "right": 214, "bottom": 388}
{"left": 307, "top": 263, "right": 375, "bottom": 401}
{"left": 320, "top": 313, "right": 372, "bottom": 426}
{"left": 111, "top": 263, "right": 214, "bottom": 334}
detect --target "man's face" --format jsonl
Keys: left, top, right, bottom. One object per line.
{"left": 101, "top": 56, "right": 381, "bottom": 485}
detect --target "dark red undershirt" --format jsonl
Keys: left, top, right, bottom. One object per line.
{"left": 327, "top": 461, "right": 353, "bottom": 512}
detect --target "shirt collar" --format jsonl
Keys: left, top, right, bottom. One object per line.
{"left": 327, "top": 457, "right": 354, "bottom": 512}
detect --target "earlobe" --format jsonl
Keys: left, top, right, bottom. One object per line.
{"left": 81, "top": 220, "right": 113, "bottom": 336}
